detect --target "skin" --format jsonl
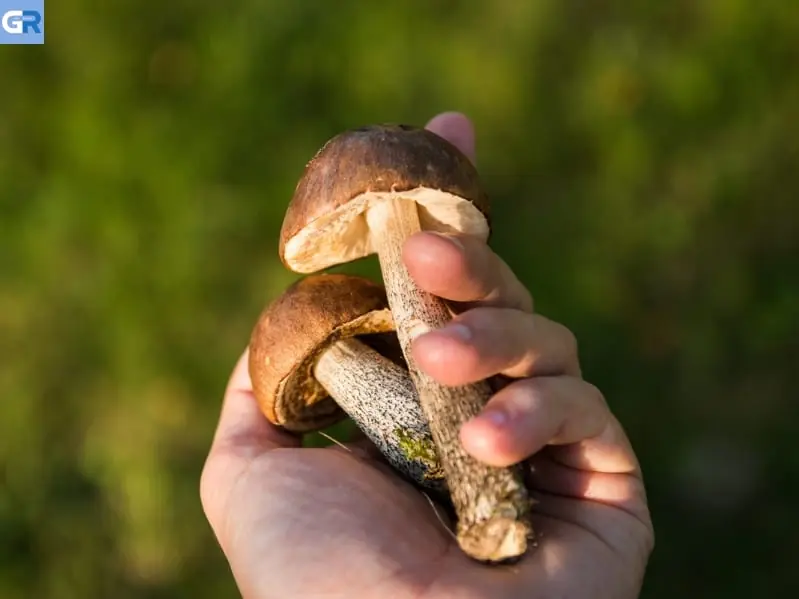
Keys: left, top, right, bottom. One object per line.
{"left": 200, "top": 113, "right": 655, "bottom": 598}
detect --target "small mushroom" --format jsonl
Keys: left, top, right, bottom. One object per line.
{"left": 248, "top": 273, "right": 445, "bottom": 491}
{"left": 279, "top": 124, "right": 532, "bottom": 562}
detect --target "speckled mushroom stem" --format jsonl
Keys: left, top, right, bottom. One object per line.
{"left": 314, "top": 337, "right": 446, "bottom": 492}
{"left": 366, "top": 198, "right": 533, "bottom": 563}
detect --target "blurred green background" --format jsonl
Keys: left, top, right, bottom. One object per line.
{"left": 1, "top": 0, "right": 797, "bottom": 597}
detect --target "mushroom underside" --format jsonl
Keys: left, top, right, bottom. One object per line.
{"left": 282, "top": 187, "right": 489, "bottom": 273}
{"left": 273, "top": 308, "right": 396, "bottom": 432}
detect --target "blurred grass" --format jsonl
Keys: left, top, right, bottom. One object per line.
{"left": 1, "top": 0, "right": 798, "bottom": 597}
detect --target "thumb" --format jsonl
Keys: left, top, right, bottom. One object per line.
{"left": 201, "top": 350, "right": 301, "bottom": 546}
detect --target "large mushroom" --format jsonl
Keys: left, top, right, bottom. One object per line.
{"left": 279, "top": 124, "right": 532, "bottom": 562}
{"left": 248, "top": 273, "right": 445, "bottom": 491}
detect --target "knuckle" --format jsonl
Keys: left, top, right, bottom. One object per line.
{"left": 514, "top": 285, "right": 534, "bottom": 312}
{"left": 454, "top": 305, "right": 501, "bottom": 334}
{"left": 582, "top": 380, "right": 608, "bottom": 409}
{"left": 198, "top": 458, "right": 224, "bottom": 532}
{"left": 506, "top": 378, "right": 547, "bottom": 411}
{"left": 522, "top": 374, "right": 556, "bottom": 397}
{"left": 559, "top": 323, "right": 579, "bottom": 358}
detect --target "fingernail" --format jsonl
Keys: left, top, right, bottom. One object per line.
{"left": 407, "top": 319, "right": 432, "bottom": 341}
{"left": 427, "top": 231, "right": 465, "bottom": 251}
{"left": 476, "top": 409, "right": 508, "bottom": 428}
{"left": 435, "top": 322, "right": 472, "bottom": 341}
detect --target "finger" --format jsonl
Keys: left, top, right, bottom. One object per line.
{"left": 412, "top": 308, "right": 580, "bottom": 385}
{"left": 403, "top": 232, "right": 534, "bottom": 312}
{"left": 525, "top": 454, "right": 650, "bottom": 525}
{"left": 530, "top": 492, "right": 654, "bottom": 560}
{"left": 210, "top": 349, "right": 301, "bottom": 458}
{"left": 460, "top": 376, "right": 617, "bottom": 468}
{"left": 425, "top": 111, "right": 476, "bottom": 163}
{"left": 543, "top": 414, "right": 641, "bottom": 474}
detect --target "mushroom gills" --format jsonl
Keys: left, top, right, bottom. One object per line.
{"left": 282, "top": 187, "right": 489, "bottom": 274}
{"left": 313, "top": 336, "right": 446, "bottom": 492}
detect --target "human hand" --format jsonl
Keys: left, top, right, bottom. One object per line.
{"left": 200, "top": 113, "right": 654, "bottom": 599}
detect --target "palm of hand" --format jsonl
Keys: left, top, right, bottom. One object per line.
{"left": 221, "top": 443, "right": 651, "bottom": 599}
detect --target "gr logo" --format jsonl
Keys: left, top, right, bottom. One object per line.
{"left": 0, "top": 0, "right": 43, "bottom": 44}
{"left": 2, "top": 10, "right": 42, "bottom": 33}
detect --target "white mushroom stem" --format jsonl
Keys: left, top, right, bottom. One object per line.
{"left": 365, "top": 198, "right": 532, "bottom": 563}
{"left": 314, "top": 337, "right": 445, "bottom": 492}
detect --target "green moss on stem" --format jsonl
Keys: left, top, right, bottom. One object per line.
{"left": 394, "top": 427, "right": 445, "bottom": 481}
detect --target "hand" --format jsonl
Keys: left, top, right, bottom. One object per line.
{"left": 200, "top": 113, "right": 654, "bottom": 599}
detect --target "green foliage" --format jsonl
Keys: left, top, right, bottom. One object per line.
{"left": 1, "top": 1, "right": 797, "bottom": 596}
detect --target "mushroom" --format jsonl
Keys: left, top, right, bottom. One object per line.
{"left": 278, "top": 124, "right": 532, "bottom": 562}
{"left": 248, "top": 273, "right": 445, "bottom": 491}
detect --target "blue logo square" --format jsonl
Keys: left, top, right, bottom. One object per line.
{"left": 0, "top": 0, "right": 44, "bottom": 44}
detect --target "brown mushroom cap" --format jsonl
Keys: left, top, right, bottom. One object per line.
{"left": 248, "top": 273, "right": 396, "bottom": 432}
{"left": 279, "top": 124, "right": 491, "bottom": 273}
